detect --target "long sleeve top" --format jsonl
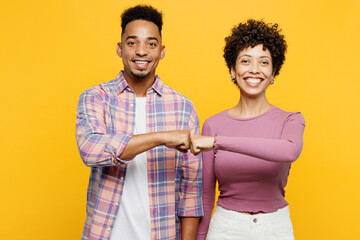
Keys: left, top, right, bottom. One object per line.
{"left": 76, "top": 71, "right": 203, "bottom": 240}
{"left": 197, "top": 106, "right": 305, "bottom": 239}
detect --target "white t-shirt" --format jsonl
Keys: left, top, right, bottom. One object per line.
{"left": 110, "top": 97, "right": 151, "bottom": 240}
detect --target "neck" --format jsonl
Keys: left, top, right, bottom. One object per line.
{"left": 123, "top": 71, "right": 156, "bottom": 97}
{"left": 230, "top": 93, "right": 272, "bottom": 118}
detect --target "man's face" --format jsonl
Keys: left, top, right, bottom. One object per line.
{"left": 118, "top": 20, "right": 165, "bottom": 81}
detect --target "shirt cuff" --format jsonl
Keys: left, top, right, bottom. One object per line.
{"left": 178, "top": 196, "right": 204, "bottom": 217}
{"left": 104, "top": 134, "right": 133, "bottom": 165}
{"left": 213, "top": 135, "right": 219, "bottom": 151}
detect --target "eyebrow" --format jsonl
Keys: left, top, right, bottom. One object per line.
{"left": 125, "top": 36, "right": 159, "bottom": 42}
{"left": 239, "top": 54, "right": 271, "bottom": 59}
{"left": 147, "top": 37, "right": 159, "bottom": 42}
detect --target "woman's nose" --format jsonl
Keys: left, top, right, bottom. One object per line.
{"left": 249, "top": 62, "right": 260, "bottom": 73}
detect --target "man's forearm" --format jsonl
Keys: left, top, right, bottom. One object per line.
{"left": 180, "top": 217, "right": 200, "bottom": 240}
{"left": 119, "top": 132, "right": 163, "bottom": 160}
{"left": 119, "top": 130, "right": 190, "bottom": 160}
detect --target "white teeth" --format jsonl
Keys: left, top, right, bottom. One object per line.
{"left": 135, "top": 61, "right": 148, "bottom": 64}
{"left": 245, "top": 78, "right": 261, "bottom": 84}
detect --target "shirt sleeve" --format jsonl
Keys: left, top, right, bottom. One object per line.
{"left": 196, "top": 120, "right": 216, "bottom": 240}
{"left": 214, "top": 112, "right": 306, "bottom": 163}
{"left": 75, "top": 89, "right": 132, "bottom": 167}
{"left": 178, "top": 103, "right": 204, "bottom": 218}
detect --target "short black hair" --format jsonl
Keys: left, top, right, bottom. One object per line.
{"left": 121, "top": 5, "right": 163, "bottom": 35}
{"left": 224, "top": 19, "right": 287, "bottom": 78}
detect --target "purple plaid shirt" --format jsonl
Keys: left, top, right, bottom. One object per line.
{"left": 76, "top": 71, "right": 203, "bottom": 240}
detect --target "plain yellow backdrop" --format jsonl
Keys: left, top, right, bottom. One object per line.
{"left": 1, "top": 0, "right": 360, "bottom": 239}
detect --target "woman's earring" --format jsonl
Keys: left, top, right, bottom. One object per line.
{"left": 271, "top": 79, "right": 274, "bottom": 85}
{"left": 231, "top": 77, "right": 236, "bottom": 83}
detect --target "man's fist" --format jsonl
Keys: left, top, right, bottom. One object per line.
{"left": 161, "top": 130, "right": 191, "bottom": 153}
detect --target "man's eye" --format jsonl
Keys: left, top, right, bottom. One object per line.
{"left": 149, "top": 42, "right": 157, "bottom": 47}
{"left": 127, "top": 41, "right": 135, "bottom": 46}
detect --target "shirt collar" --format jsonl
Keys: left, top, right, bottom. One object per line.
{"left": 114, "top": 71, "right": 164, "bottom": 96}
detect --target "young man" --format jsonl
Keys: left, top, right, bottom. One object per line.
{"left": 76, "top": 5, "right": 203, "bottom": 240}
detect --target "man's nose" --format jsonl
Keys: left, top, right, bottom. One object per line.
{"left": 135, "top": 43, "right": 147, "bottom": 56}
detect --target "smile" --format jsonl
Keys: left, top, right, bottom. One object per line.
{"left": 134, "top": 60, "right": 149, "bottom": 64}
{"left": 245, "top": 78, "right": 261, "bottom": 83}
{"left": 243, "top": 77, "right": 263, "bottom": 86}
{"left": 132, "top": 59, "right": 151, "bottom": 69}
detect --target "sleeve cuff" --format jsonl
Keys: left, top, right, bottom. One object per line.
{"left": 213, "top": 135, "right": 219, "bottom": 152}
{"left": 178, "top": 196, "right": 204, "bottom": 217}
{"left": 104, "top": 134, "right": 133, "bottom": 165}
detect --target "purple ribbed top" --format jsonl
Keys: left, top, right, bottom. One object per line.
{"left": 197, "top": 106, "right": 305, "bottom": 239}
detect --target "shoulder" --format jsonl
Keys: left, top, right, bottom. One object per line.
{"left": 79, "top": 79, "right": 117, "bottom": 101}
{"left": 161, "top": 84, "right": 196, "bottom": 109}
{"left": 200, "top": 111, "right": 227, "bottom": 135}
{"left": 203, "top": 110, "right": 228, "bottom": 128}
{"left": 272, "top": 106, "right": 305, "bottom": 126}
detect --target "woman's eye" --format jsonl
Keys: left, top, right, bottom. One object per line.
{"left": 241, "top": 59, "right": 249, "bottom": 64}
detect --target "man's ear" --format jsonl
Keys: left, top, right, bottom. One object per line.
{"left": 160, "top": 45, "right": 165, "bottom": 60}
{"left": 116, "top": 42, "right": 122, "bottom": 58}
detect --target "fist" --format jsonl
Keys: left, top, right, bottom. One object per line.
{"left": 162, "top": 130, "right": 191, "bottom": 153}
{"left": 190, "top": 136, "right": 215, "bottom": 155}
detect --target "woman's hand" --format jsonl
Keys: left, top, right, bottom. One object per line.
{"left": 190, "top": 136, "right": 215, "bottom": 155}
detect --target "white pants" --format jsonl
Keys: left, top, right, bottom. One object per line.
{"left": 206, "top": 205, "right": 295, "bottom": 240}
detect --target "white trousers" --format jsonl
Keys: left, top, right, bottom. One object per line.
{"left": 206, "top": 205, "right": 295, "bottom": 240}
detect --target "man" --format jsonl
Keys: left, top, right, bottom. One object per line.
{"left": 76, "top": 5, "right": 203, "bottom": 240}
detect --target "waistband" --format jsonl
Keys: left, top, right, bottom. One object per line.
{"left": 214, "top": 205, "right": 290, "bottom": 223}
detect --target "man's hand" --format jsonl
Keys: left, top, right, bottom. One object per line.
{"left": 161, "top": 130, "right": 191, "bottom": 153}
{"left": 190, "top": 136, "right": 215, "bottom": 155}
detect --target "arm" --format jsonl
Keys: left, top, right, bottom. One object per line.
{"left": 178, "top": 104, "right": 203, "bottom": 238}
{"left": 196, "top": 121, "right": 216, "bottom": 240}
{"left": 76, "top": 90, "right": 132, "bottom": 167}
{"left": 76, "top": 90, "right": 191, "bottom": 167}
{"left": 119, "top": 130, "right": 191, "bottom": 160}
{"left": 191, "top": 113, "right": 306, "bottom": 163}
{"left": 180, "top": 217, "right": 200, "bottom": 240}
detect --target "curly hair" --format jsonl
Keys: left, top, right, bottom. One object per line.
{"left": 121, "top": 5, "right": 163, "bottom": 35}
{"left": 224, "top": 19, "right": 287, "bottom": 78}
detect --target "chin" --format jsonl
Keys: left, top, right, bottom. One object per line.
{"left": 131, "top": 70, "right": 151, "bottom": 79}
{"left": 241, "top": 91, "right": 263, "bottom": 98}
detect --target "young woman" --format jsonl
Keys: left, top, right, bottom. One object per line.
{"left": 193, "top": 20, "right": 305, "bottom": 240}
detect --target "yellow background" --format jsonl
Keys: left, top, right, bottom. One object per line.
{"left": 1, "top": 0, "right": 359, "bottom": 239}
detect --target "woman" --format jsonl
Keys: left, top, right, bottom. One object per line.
{"left": 192, "top": 19, "right": 305, "bottom": 240}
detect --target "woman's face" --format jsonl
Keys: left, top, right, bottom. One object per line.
{"left": 231, "top": 44, "right": 274, "bottom": 98}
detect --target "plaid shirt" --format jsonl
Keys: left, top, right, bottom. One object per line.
{"left": 76, "top": 71, "right": 203, "bottom": 240}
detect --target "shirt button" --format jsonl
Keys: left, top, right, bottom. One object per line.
{"left": 130, "top": 104, "right": 134, "bottom": 107}
{"left": 253, "top": 218, "right": 257, "bottom": 223}
{"left": 107, "top": 227, "right": 112, "bottom": 231}
{"left": 120, "top": 176, "right": 124, "bottom": 181}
